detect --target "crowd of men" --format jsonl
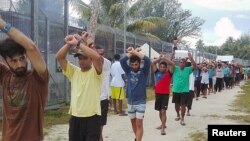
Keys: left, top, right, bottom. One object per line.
{"left": 0, "top": 17, "right": 249, "bottom": 141}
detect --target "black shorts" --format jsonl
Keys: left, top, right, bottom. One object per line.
{"left": 194, "top": 80, "right": 201, "bottom": 87}
{"left": 154, "top": 94, "right": 169, "bottom": 111}
{"left": 172, "top": 92, "right": 189, "bottom": 106}
{"left": 100, "top": 99, "right": 109, "bottom": 126}
{"left": 173, "top": 46, "right": 177, "bottom": 51}
{"left": 187, "top": 90, "right": 194, "bottom": 110}
{"left": 69, "top": 115, "right": 101, "bottom": 141}
{"left": 201, "top": 84, "right": 208, "bottom": 91}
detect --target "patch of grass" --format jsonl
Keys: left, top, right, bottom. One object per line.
{"left": 44, "top": 105, "right": 70, "bottom": 128}
{"left": 146, "top": 86, "right": 155, "bottom": 101}
{"left": 0, "top": 120, "right": 2, "bottom": 132}
{"left": 189, "top": 130, "right": 207, "bottom": 141}
{"left": 226, "top": 80, "right": 250, "bottom": 122}
{"left": 225, "top": 114, "right": 250, "bottom": 123}
{"left": 203, "top": 114, "right": 220, "bottom": 119}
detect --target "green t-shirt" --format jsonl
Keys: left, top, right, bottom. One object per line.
{"left": 243, "top": 68, "right": 249, "bottom": 74}
{"left": 172, "top": 66, "right": 193, "bottom": 93}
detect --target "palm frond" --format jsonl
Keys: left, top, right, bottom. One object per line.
{"left": 138, "top": 33, "right": 161, "bottom": 41}
{"left": 143, "top": 17, "right": 167, "bottom": 26}
{"left": 127, "top": 17, "right": 167, "bottom": 32}
{"left": 108, "top": 2, "right": 125, "bottom": 16}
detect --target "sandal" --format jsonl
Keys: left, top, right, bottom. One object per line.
{"left": 156, "top": 125, "right": 167, "bottom": 130}
{"left": 175, "top": 117, "right": 180, "bottom": 121}
{"left": 180, "top": 121, "right": 186, "bottom": 126}
{"left": 161, "top": 129, "right": 166, "bottom": 135}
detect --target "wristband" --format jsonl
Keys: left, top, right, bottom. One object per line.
{"left": 0, "top": 23, "right": 12, "bottom": 33}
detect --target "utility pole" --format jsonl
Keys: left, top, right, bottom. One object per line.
{"left": 123, "top": 0, "right": 128, "bottom": 53}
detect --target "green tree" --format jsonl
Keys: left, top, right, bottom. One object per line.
{"left": 195, "top": 39, "right": 205, "bottom": 51}
{"left": 129, "top": 0, "right": 204, "bottom": 42}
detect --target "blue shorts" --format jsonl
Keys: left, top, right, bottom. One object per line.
{"left": 127, "top": 104, "right": 146, "bottom": 119}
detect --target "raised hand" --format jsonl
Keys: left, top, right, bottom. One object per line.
{"left": 152, "top": 57, "right": 160, "bottom": 64}
{"left": 65, "top": 35, "right": 78, "bottom": 47}
{"left": 81, "top": 31, "right": 94, "bottom": 48}
{"left": 127, "top": 47, "right": 134, "bottom": 53}
{"left": 135, "top": 47, "right": 141, "bottom": 52}
{"left": 73, "top": 34, "right": 82, "bottom": 42}
{"left": 159, "top": 54, "right": 165, "bottom": 59}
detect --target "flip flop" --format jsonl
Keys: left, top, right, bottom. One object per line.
{"left": 161, "top": 130, "right": 166, "bottom": 135}
{"left": 156, "top": 125, "right": 167, "bottom": 130}
{"left": 175, "top": 117, "right": 180, "bottom": 121}
{"left": 180, "top": 121, "right": 186, "bottom": 126}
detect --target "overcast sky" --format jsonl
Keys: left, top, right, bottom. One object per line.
{"left": 179, "top": 0, "right": 250, "bottom": 47}
{"left": 81, "top": 0, "right": 250, "bottom": 47}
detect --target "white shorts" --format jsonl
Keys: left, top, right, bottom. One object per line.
{"left": 212, "top": 76, "right": 216, "bottom": 86}
{"left": 127, "top": 104, "right": 146, "bottom": 119}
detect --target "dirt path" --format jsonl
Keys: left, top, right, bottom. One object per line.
{"left": 44, "top": 82, "right": 246, "bottom": 141}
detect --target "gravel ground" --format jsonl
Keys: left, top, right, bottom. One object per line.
{"left": 44, "top": 82, "right": 247, "bottom": 141}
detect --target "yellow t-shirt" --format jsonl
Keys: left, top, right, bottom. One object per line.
{"left": 63, "top": 62, "right": 102, "bottom": 117}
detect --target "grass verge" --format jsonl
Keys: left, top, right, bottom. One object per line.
{"left": 226, "top": 80, "right": 250, "bottom": 122}
{"left": 189, "top": 130, "right": 207, "bottom": 141}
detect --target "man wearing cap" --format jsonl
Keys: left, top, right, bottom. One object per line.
{"left": 56, "top": 32, "right": 103, "bottom": 141}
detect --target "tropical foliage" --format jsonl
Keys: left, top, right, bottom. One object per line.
{"left": 71, "top": 0, "right": 204, "bottom": 41}
{"left": 197, "top": 34, "right": 250, "bottom": 60}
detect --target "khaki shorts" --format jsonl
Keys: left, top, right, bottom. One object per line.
{"left": 111, "top": 86, "right": 125, "bottom": 100}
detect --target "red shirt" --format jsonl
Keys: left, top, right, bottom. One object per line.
{"left": 154, "top": 71, "right": 172, "bottom": 94}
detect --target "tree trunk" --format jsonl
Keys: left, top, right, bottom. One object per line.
{"left": 87, "top": 0, "right": 100, "bottom": 41}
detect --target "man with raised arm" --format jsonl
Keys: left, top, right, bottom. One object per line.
{"left": 56, "top": 32, "right": 103, "bottom": 141}
{"left": 120, "top": 47, "right": 150, "bottom": 141}
{"left": 0, "top": 17, "right": 49, "bottom": 141}
{"left": 172, "top": 52, "right": 196, "bottom": 126}
{"left": 151, "top": 54, "right": 174, "bottom": 135}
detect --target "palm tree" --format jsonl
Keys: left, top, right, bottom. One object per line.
{"left": 126, "top": 17, "right": 167, "bottom": 40}
{"left": 70, "top": 0, "right": 100, "bottom": 39}
{"left": 88, "top": 0, "right": 100, "bottom": 39}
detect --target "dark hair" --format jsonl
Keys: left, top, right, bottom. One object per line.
{"left": 180, "top": 58, "right": 186, "bottom": 63}
{"left": 107, "top": 57, "right": 112, "bottom": 62}
{"left": 0, "top": 38, "right": 26, "bottom": 59}
{"left": 186, "top": 62, "right": 192, "bottom": 67}
{"left": 174, "top": 36, "right": 177, "bottom": 40}
{"left": 129, "top": 55, "right": 141, "bottom": 63}
{"left": 114, "top": 54, "right": 120, "bottom": 61}
{"left": 159, "top": 61, "right": 167, "bottom": 67}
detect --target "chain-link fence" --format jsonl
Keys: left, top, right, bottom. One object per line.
{"left": 0, "top": 0, "right": 249, "bottom": 119}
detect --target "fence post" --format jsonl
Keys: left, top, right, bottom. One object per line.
{"left": 64, "top": 0, "right": 69, "bottom": 103}
{"left": 31, "top": 0, "right": 39, "bottom": 44}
